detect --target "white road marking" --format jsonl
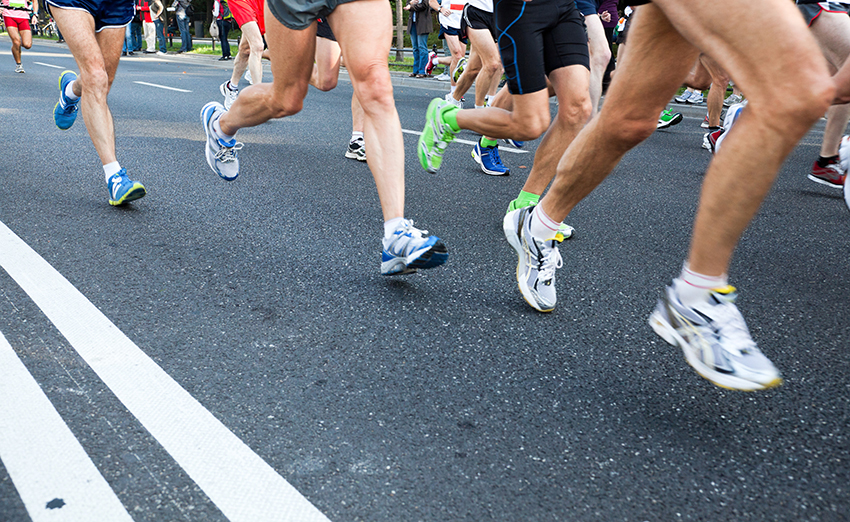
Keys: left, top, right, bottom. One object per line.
{"left": 33, "top": 61, "right": 64, "bottom": 69}
{"left": 402, "top": 128, "right": 529, "bottom": 153}
{"left": 0, "top": 221, "right": 330, "bottom": 522}
{"left": 0, "top": 330, "right": 134, "bottom": 522}
{"left": 133, "top": 81, "right": 192, "bottom": 93}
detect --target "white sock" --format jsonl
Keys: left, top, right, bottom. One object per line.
{"left": 450, "top": 85, "right": 456, "bottom": 94}
{"left": 65, "top": 81, "right": 79, "bottom": 100}
{"left": 672, "top": 262, "right": 728, "bottom": 307}
{"left": 528, "top": 206, "right": 561, "bottom": 240}
{"left": 475, "top": 104, "right": 485, "bottom": 109}
{"left": 103, "top": 162, "right": 122, "bottom": 183}
{"left": 229, "top": 79, "right": 239, "bottom": 90}
{"left": 384, "top": 217, "right": 405, "bottom": 240}
{"left": 213, "top": 118, "right": 235, "bottom": 142}
{"left": 351, "top": 131, "right": 364, "bottom": 143}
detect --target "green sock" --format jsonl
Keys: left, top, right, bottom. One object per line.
{"left": 442, "top": 106, "right": 461, "bottom": 133}
{"left": 480, "top": 137, "right": 498, "bottom": 148}
{"left": 516, "top": 190, "right": 540, "bottom": 207}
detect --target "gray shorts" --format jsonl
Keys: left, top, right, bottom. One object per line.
{"left": 267, "top": 0, "right": 358, "bottom": 30}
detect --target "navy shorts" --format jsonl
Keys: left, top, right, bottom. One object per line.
{"left": 496, "top": 0, "right": 589, "bottom": 95}
{"left": 438, "top": 23, "right": 468, "bottom": 43}
{"left": 46, "top": 0, "right": 133, "bottom": 32}
{"left": 574, "top": 0, "right": 598, "bottom": 16}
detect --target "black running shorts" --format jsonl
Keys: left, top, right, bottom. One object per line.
{"left": 316, "top": 17, "right": 336, "bottom": 40}
{"left": 461, "top": 4, "right": 497, "bottom": 39}
{"left": 495, "top": 0, "right": 589, "bottom": 95}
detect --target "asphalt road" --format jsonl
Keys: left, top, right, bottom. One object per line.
{"left": 0, "top": 37, "right": 848, "bottom": 522}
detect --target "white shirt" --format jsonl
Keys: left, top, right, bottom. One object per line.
{"left": 439, "top": 0, "right": 467, "bottom": 29}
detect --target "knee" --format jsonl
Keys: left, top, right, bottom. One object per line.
{"left": 557, "top": 93, "right": 593, "bottom": 127}
{"left": 590, "top": 42, "right": 611, "bottom": 67}
{"left": 314, "top": 74, "right": 338, "bottom": 92}
{"left": 603, "top": 113, "right": 657, "bottom": 148}
{"left": 248, "top": 38, "right": 264, "bottom": 56}
{"left": 484, "top": 57, "right": 501, "bottom": 75}
{"left": 81, "top": 68, "right": 110, "bottom": 97}
{"left": 268, "top": 89, "right": 306, "bottom": 118}
{"left": 512, "top": 109, "right": 551, "bottom": 141}
{"left": 354, "top": 71, "right": 394, "bottom": 113}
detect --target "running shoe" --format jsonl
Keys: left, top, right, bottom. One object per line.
{"left": 444, "top": 92, "right": 463, "bottom": 109}
{"left": 657, "top": 109, "right": 683, "bottom": 129}
{"left": 503, "top": 206, "right": 564, "bottom": 312}
{"left": 674, "top": 90, "right": 692, "bottom": 103}
{"left": 648, "top": 284, "right": 783, "bottom": 391}
{"left": 54, "top": 70, "right": 80, "bottom": 130}
{"left": 808, "top": 160, "right": 846, "bottom": 189}
{"left": 687, "top": 91, "right": 705, "bottom": 104}
{"left": 700, "top": 114, "right": 710, "bottom": 129}
{"left": 723, "top": 93, "right": 743, "bottom": 106}
{"left": 472, "top": 142, "right": 510, "bottom": 176}
{"left": 434, "top": 72, "right": 450, "bottom": 81}
{"left": 452, "top": 56, "right": 468, "bottom": 83}
{"left": 503, "top": 138, "right": 525, "bottom": 148}
{"left": 702, "top": 128, "right": 724, "bottom": 153}
{"left": 15, "top": 63, "right": 24, "bottom": 73}
{"left": 201, "top": 101, "right": 243, "bottom": 181}
{"left": 345, "top": 138, "right": 367, "bottom": 162}
{"left": 838, "top": 135, "right": 850, "bottom": 174}
{"left": 107, "top": 168, "right": 146, "bottom": 206}
{"left": 418, "top": 97, "right": 458, "bottom": 173}
{"left": 845, "top": 168, "right": 850, "bottom": 211}
{"left": 505, "top": 198, "right": 575, "bottom": 239}
{"left": 381, "top": 219, "right": 448, "bottom": 275}
{"left": 220, "top": 81, "right": 239, "bottom": 110}
{"left": 425, "top": 51, "right": 437, "bottom": 75}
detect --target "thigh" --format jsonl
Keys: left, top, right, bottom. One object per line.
{"left": 5, "top": 23, "right": 21, "bottom": 44}
{"left": 263, "top": 2, "right": 316, "bottom": 98}
{"left": 467, "top": 26, "right": 498, "bottom": 65}
{"left": 809, "top": 9, "right": 850, "bottom": 71}
{"left": 327, "top": 0, "right": 392, "bottom": 78}
{"left": 95, "top": 26, "right": 125, "bottom": 85}
{"left": 314, "top": 32, "right": 341, "bottom": 78}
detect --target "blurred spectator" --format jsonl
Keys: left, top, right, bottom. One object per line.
{"left": 214, "top": 0, "right": 233, "bottom": 60}
{"left": 151, "top": 0, "right": 167, "bottom": 54}
{"left": 404, "top": 0, "right": 433, "bottom": 77}
{"left": 172, "top": 0, "right": 193, "bottom": 53}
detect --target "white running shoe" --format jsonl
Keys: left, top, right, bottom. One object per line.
{"left": 220, "top": 81, "right": 239, "bottom": 110}
{"left": 649, "top": 284, "right": 783, "bottom": 391}
{"left": 381, "top": 219, "right": 448, "bottom": 275}
{"left": 444, "top": 92, "right": 462, "bottom": 109}
{"left": 434, "top": 72, "right": 450, "bottom": 81}
{"left": 503, "top": 207, "right": 565, "bottom": 312}
{"left": 201, "top": 101, "right": 243, "bottom": 181}
{"left": 687, "top": 91, "right": 705, "bottom": 104}
{"left": 674, "top": 90, "right": 692, "bottom": 103}
{"left": 15, "top": 63, "right": 24, "bottom": 73}
{"left": 244, "top": 68, "right": 253, "bottom": 85}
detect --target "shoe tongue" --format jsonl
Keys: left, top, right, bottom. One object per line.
{"left": 709, "top": 285, "right": 738, "bottom": 304}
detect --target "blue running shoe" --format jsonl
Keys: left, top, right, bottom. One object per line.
{"left": 54, "top": 70, "right": 80, "bottom": 130}
{"left": 472, "top": 142, "right": 510, "bottom": 176}
{"left": 107, "top": 169, "right": 146, "bottom": 206}
{"left": 503, "top": 139, "right": 524, "bottom": 148}
{"left": 381, "top": 219, "right": 448, "bottom": 275}
{"left": 201, "top": 101, "right": 243, "bottom": 181}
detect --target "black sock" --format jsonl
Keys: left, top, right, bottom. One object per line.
{"left": 817, "top": 155, "right": 839, "bottom": 168}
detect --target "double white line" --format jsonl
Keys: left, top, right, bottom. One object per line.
{"left": 0, "top": 221, "right": 330, "bottom": 522}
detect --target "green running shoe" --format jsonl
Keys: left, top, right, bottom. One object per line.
{"left": 657, "top": 108, "right": 683, "bottom": 129}
{"left": 418, "top": 97, "right": 458, "bottom": 173}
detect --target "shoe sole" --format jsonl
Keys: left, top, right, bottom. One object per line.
{"left": 109, "top": 183, "right": 146, "bottom": 206}
{"left": 344, "top": 150, "right": 367, "bottom": 162}
{"left": 201, "top": 102, "right": 238, "bottom": 181}
{"left": 648, "top": 310, "right": 783, "bottom": 391}
{"left": 503, "top": 211, "right": 554, "bottom": 313}
{"left": 54, "top": 70, "right": 78, "bottom": 130}
{"left": 418, "top": 98, "right": 448, "bottom": 173}
{"left": 806, "top": 174, "right": 844, "bottom": 189}
{"left": 381, "top": 240, "right": 448, "bottom": 276}
{"left": 657, "top": 113, "right": 683, "bottom": 130}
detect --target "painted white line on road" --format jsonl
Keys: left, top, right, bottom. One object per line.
{"left": 402, "top": 128, "right": 529, "bottom": 153}
{"left": 133, "top": 81, "right": 192, "bottom": 93}
{"left": 0, "top": 330, "right": 134, "bottom": 522}
{"left": 0, "top": 221, "right": 331, "bottom": 522}
{"left": 34, "top": 61, "right": 64, "bottom": 69}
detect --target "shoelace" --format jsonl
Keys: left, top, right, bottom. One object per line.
{"left": 388, "top": 220, "right": 428, "bottom": 256}
{"left": 703, "top": 300, "right": 759, "bottom": 356}
{"left": 215, "top": 140, "right": 243, "bottom": 163}
{"left": 490, "top": 147, "right": 506, "bottom": 168}
{"left": 535, "top": 239, "right": 563, "bottom": 282}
